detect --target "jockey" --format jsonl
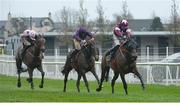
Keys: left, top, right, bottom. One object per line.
{"left": 110, "top": 19, "right": 132, "bottom": 60}
{"left": 20, "top": 29, "right": 37, "bottom": 59}
{"left": 69, "top": 27, "right": 94, "bottom": 60}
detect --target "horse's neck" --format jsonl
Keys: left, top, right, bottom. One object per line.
{"left": 81, "top": 48, "right": 93, "bottom": 62}
{"left": 116, "top": 47, "right": 127, "bottom": 61}
{"left": 31, "top": 45, "right": 41, "bottom": 57}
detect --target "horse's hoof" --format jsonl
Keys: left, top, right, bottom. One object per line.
{"left": 26, "top": 78, "right": 30, "bottom": 83}
{"left": 142, "top": 87, "right": 145, "bottom": 91}
{"left": 39, "top": 85, "right": 43, "bottom": 88}
{"left": 17, "top": 82, "right": 21, "bottom": 88}
{"left": 96, "top": 88, "right": 101, "bottom": 92}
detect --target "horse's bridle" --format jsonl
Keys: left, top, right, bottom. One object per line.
{"left": 119, "top": 40, "right": 138, "bottom": 62}
{"left": 81, "top": 40, "right": 98, "bottom": 60}
{"left": 32, "top": 36, "right": 45, "bottom": 58}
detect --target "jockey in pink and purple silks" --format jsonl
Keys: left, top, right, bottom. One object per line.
{"left": 20, "top": 29, "right": 37, "bottom": 59}
{"left": 110, "top": 19, "right": 132, "bottom": 60}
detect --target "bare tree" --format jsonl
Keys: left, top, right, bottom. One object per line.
{"left": 151, "top": 10, "right": 156, "bottom": 18}
{"left": 113, "top": 0, "right": 133, "bottom": 23}
{"left": 69, "top": 10, "right": 79, "bottom": 31}
{"left": 96, "top": 0, "right": 105, "bottom": 32}
{"left": 55, "top": 7, "right": 79, "bottom": 45}
{"left": 79, "top": 0, "right": 88, "bottom": 27}
{"left": 171, "top": 0, "right": 179, "bottom": 32}
{"left": 55, "top": 7, "right": 68, "bottom": 32}
{"left": 55, "top": 6, "right": 79, "bottom": 32}
{"left": 113, "top": 14, "right": 122, "bottom": 23}
{"left": 121, "top": 0, "right": 133, "bottom": 19}
{"left": 61, "top": 7, "right": 69, "bottom": 32}
{"left": 169, "top": 0, "right": 180, "bottom": 49}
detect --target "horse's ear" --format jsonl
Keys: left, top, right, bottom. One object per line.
{"left": 39, "top": 33, "right": 44, "bottom": 37}
{"left": 91, "top": 29, "right": 98, "bottom": 37}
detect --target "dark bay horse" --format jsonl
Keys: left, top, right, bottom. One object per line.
{"left": 96, "top": 38, "right": 145, "bottom": 95}
{"left": 15, "top": 34, "right": 46, "bottom": 89}
{"left": 61, "top": 40, "right": 100, "bottom": 92}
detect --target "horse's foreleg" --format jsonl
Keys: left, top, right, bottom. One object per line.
{"left": 105, "top": 67, "right": 110, "bottom": 82}
{"left": 37, "top": 66, "right": 45, "bottom": 88}
{"left": 28, "top": 68, "right": 34, "bottom": 89}
{"left": 16, "top": 59, "right": 22, "bottom": 88}
{"left": 111, "top": 72, "right": 119, "bottom": 94}
{"left": 82, "top": 73, "right": 90, "bottom": 93}
{"left": 17, "top": 70, "right": 21, "bottom": 88}
{"left": 133, "top": 69, "right": 145, "bottom": 90}
{"left": 91, "top": 68, "right": 100, "bottom": 84}
{"left": 120, "top": 73, "right": 128, "bottom": 95}
{"left": 96, "top": 66, "right": 108, "bottom": 92}
{"left": 63, "top": 68, "right": 71, "bottom": 92}
{"left": 76, "top": 74, "right": 81, "bottom": 92}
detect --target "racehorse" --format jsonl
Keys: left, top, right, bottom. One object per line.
{"left": 61, "top": 40, "right": 100, "bottom": 92}
{"left": 96, "top": 38, "right": 145, "bottom": 95}
{"left": 15, "top": 34, "right": 46, "bottom": 89}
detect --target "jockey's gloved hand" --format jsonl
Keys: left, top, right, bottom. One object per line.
{"left": 123, "top": 35, "right": 127, "bottom": 39}
{"left": 81, "top": 40, "right": 86, "bottom": 45}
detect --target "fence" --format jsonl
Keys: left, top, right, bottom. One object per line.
{"left": 1, "top": 46, "right": 180, "bottom": 85}
{"left": 0, "top": 55, "right": 180, "bottom": 86}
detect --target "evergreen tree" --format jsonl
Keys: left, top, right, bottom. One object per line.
{"left": 150, "top": 17, "right": 164, "bottom": 31}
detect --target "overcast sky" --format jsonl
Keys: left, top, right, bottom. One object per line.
{"left": 1, "top": 0, "right": 180, "bottom": 23}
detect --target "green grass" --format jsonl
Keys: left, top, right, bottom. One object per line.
{"left": 1, "top": 74, "right": 180, "bottom": 102}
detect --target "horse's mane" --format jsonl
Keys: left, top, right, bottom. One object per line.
{"left": 80, "top": 42, "right": 95, "bottom": 63}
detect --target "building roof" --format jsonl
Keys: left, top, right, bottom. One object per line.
{"left": 128, "top": 19, "right": 153, "bottom": 31}
{"left": 0, "top": 20, "right": 7, "bottom": 38}
{"left": 0, "top": 20, "right": 7, "bottom": 28}
{"left": 11, "top": 17, "right": 52, "bottom": 28}
{"left": 53, "top": 22, "right": 62, "bottom": 31}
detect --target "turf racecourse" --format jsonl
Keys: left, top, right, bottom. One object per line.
{"left": 1, "top": 75, "right": 180, "bottom": 102}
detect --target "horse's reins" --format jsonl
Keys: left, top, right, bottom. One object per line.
{"left": 120, "top": 39, "right": 134, "bottom": 56}
{"left": 26, "top": 38, "right": 43, "bottom": 58}
{"left": 80, "top": 40, "right": 98, "bottom": 60}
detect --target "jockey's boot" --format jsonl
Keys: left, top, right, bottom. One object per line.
{"left": 70, "top": 49, "right": 79, "bottom": 63}
{"left": 110, "top": 45, "right": 120, "bottom": 61}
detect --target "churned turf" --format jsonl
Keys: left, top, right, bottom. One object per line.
{"left": 0, "top": 74, "right": 180, "bottom": 102}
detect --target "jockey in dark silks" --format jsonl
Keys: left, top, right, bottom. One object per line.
{"left": 20, "top": 29, "right": 36, "bottom": 59}
{"left": 109, "top": 19, "right": 132, "bottom": 60}
{"left": 69, "top": 27, "right": 95, "bottom": 61}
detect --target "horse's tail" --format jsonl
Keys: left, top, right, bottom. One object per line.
{"left": 97, "top": 54, "right": 110, "bottom": 91}
{"left": 101, "top": 51, "right": 110, "bottom": 82}
{"left": 101, "top": 50, "right": 110, "bottom": 82}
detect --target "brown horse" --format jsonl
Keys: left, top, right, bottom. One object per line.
{"left": 61, "top": 40, "right": 100, "bottom": 92}
{"left": 96, "top": 38, "right": 145, "bottom": 95}
{"left": 15, "top": 34, "right": 46, "bottom": 89}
